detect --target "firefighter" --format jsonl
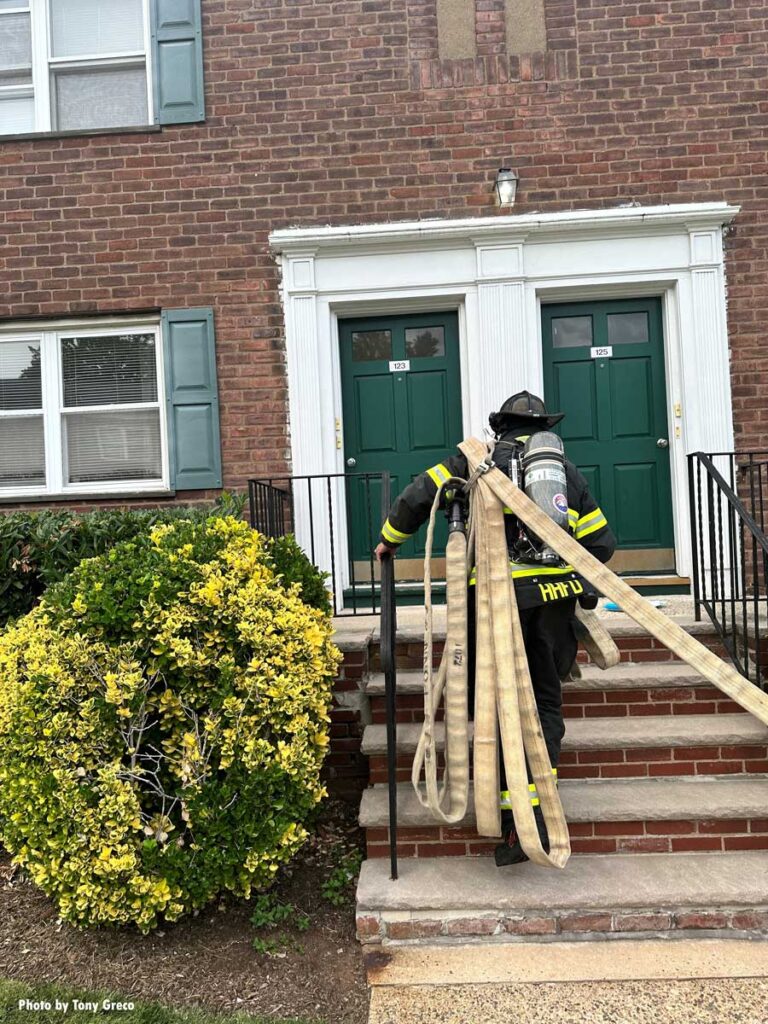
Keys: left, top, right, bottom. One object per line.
{"left": 374, "top": 390, "right": 616, "bottom": 866}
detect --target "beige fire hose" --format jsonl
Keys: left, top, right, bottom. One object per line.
{"left": 461, "top": 436, "right": 768, "bottom": 728}
{"left": 412, "top": 437, "right": 768, "bottom": 866}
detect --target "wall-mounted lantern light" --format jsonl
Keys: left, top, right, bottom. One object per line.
{"left": 495, "top": 167, "right": 519, "bottom": 207}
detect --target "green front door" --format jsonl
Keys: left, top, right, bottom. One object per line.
{"left": 542, "top": 298, "right": 674, "bottom": 574}
{"left": 340, "top": 312, "right": 463, "bottom": 581}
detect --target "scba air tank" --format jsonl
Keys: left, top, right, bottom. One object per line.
{"left": 521, "top": 432, "right": 568, "bottom": 564}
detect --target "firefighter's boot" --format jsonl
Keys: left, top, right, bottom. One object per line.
{"left": 494, "top": 805, "right": 550, "bottom": 867}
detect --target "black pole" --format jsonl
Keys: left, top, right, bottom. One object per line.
{"left": 379, "top": 471, "right": 398, "bottom": 880}
{"left": 688, "top": 454, "right": 702, "bottom": 622}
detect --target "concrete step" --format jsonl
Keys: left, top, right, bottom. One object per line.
{"left": 365, "top": 662, "right": 708, "bottom": 697}
{"left": 359, "top": 774, "right": 768, "bottom": 830}
{"left": 362, "top": 714, "right": 768, "bottom": 757}
{"left": 356, "top": 850, "right": 768, "bottom": 944}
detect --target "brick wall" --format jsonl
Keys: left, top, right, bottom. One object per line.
{"left": 2, "top": 0, "right": 768, "bottom": 499}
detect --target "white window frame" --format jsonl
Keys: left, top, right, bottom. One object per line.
{"left": 0, "top": 316, "right": 170, "bottom": 499}
{"left": 0, "top": 0, "right": 153, "bottom": 135}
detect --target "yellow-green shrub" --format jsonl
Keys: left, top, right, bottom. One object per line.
{"left": 0, "top": 517, "right": 341, "bottom": 932}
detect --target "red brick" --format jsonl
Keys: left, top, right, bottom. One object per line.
{"left": 387, "top": 919, "right": 444, "bottom": 940}
{"left": 625, "top": 747, "right": 673, "bottom": 762}
{"left": 613, "top": 913, "right": 673, "bottom": 932}
{"left": 560, "top": 913, "right": 613, "bottom": 933}
{"left": 503, "top": 916, "right": 558, "bottom": 935}
{"left": 646, "top": 820, "right": 696, "bottom": 834}
{"left": 723, "top": 835, "right": 768, "bottom": 851}
{"left": 356, "top": 915, "right": 381, "bottom": 940}
{"left": 728, "top": 912, "right": 768, "bottom": 930}
{"left": 571, "top": 838, "right": 617, "bottom": 854}
{"left": 674, "top": 912, "right": 729, "bottom": 930}
{"left": 698, "top": 819, "right": 750, "bottom": 834}
{"left": 443, "top": 917, "right": 499, "bottom": 936}
{"left": 594, "top": 821, "right": 644, "bottom": 836}
{"left": 671, "top": 836, "right": 723, "bottom": 852}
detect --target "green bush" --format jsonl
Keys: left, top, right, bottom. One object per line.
{"left": 0, "top": 494, "right": 245, "bottom": 626}
{"left": 263, "top": 535, "right": 332, "bottom": 616}
{"left": 0, "top": 516, "right": 341, "bottom": 932}
{"left": 0, "top": 496, "right": 331, "bottom": 624}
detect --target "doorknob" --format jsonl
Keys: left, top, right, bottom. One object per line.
{"left": 656, "top": 438, "right": 669, "bottom": 449}
{"left": 346, "top": 457, "right": 357, "bottom": 467}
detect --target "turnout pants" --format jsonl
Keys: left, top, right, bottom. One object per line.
{"left": 468, "top": 591, "right": 578, "bottom": 787}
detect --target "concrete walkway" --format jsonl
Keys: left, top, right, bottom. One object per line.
{"left": 367, "top": 939, "right": 768, "bottom": 1024}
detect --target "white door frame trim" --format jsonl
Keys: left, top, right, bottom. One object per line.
{"left": 271, "top": 203, "right": 739, "bottom": 604}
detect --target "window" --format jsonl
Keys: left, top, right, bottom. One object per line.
{"left": 0, "top": 0, "right": 205, "bottom": 135}
{"left": 0, "top": 321, "right": 168, "bottom": 497}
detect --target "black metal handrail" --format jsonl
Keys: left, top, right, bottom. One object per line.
{"left": 688, "top": 451, "right": 768, "bottom": 686}
{"left": 248, "top": 472, "right": 385, "bottom": 616}
{"left": 378, "top": 472, "right": 399, "bottom": 880}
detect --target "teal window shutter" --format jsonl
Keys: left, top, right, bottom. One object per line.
{"left": 151, "top": 0, "right": 205, "bottom": 124}
{"left": 162, "top": 308, "right": 222, "bottom": 490}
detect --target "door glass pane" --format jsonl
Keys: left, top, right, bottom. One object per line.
{"left": 0, "top": 12, "right": 31, "bottom": 70}
{"left": 552, "top": 316, "right": 593, "bottom": 348}
{"left": 0, "top": 93, "right": 33, "bottom": 132}
{"left": 351, "top": 330, "right": 392, "bottom": 362}
{"left": 405, "top": 326, "right": 445, "bottom": 358}
{"left": 607, "top": 311, "right": 650, "bottom": 346}
{"left": 0, "top": 416, "right": 45, "bottom": 488}
{"left": 64, "top": 408, "right": 162, "bottom": 483}
{"left": 50, "top": 0, "right": 144, "bottom": 57}
{"left": 0, "top": 339, "right": 41, "bottom": 409}
{"left": 54, "top": 66, "right": 148, "bottom": 130}
{"left": 0, "top": 1, "right": 30, "bottom": 9}
{"left": 61, "top": 333, "right": 157, "bottom": 407}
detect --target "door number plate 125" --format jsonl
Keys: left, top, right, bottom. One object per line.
{"left": 590, "top": 346, "right": 613, "bottom": 359}
{"left": 389, "top": 360, "right": 410, "bottom": 372}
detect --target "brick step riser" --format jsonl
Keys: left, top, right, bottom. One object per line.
{"left": 365, "top": 817, "right": 768, "bottom": 859}
{"left": 369, "top": 744, "right": 768, "bottom": 783}
{"left": 369, "top": 635, "right": 727, "bottom": 673}
{"left": 369, "top": 688, "right": 745, "bottom": 723}
{"left": 357, "top": 906, "right": 768, "bottom": 944}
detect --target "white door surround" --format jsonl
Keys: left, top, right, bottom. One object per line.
{"left": 270, "top": 203, "right": 739, "bottom": 595}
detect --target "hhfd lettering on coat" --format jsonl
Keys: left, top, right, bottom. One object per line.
{"left": 538, "top": 578, "right": 584, "bottom": 602}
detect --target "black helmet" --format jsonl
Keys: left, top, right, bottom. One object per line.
{"left": 488, "top": 390, "right": 565, "bottom": 433}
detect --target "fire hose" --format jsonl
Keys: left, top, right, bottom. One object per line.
{"left": 411, "top": 436, "right": 768, "bottom": 867}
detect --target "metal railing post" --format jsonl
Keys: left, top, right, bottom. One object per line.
{"left": 378, "top": 471, "right": 398, "bottom": 880}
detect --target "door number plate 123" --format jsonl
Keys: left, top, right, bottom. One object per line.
{"left": 389, "top": 360, "right": 410, "bottom": 372}
{"left": 590, "top": 346, "right": 613, "bottom": 359}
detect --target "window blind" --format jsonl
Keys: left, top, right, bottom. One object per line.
{"left": 64, "top": 409, "right": 162, "bottom": 483}
{"left": 61, "top": 333, "right": 157, "bottom": 407}
{"left": 55, "top": 68, "right": 148, "bottom": 132}
{"left": 0, "top": 417, "right": 45, "bottom": 487}
{"left": 50, "top": 0, "right": 144, "bottom": 58}
{"left": 0, "top": 340, "right": 42, "bottom": 411}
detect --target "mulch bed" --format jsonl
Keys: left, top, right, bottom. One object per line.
{"left": 0, "top": 799, "right": 368, "bottom": 1024}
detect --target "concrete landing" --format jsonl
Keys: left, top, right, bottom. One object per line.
{"left": 365, "top": 938, "right": 768, "bottom": 987}
{"left": 368, "top": 977, "right": 768, "bottom": 1024}
{"left": 366, "top": 939, "right": 768, "bottom": 1024}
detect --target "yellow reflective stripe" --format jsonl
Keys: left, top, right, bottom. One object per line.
{"left": 509, "top": 563, "right": 575, "bottom": 578}
{"left": 501, "top": 769, "right": 558, "bottom": 808}
{"left": 468, "top": 562, "right": 575, "bottom": 585}
{"left": 381, "top": 519, "right": 411, "bottom": 544}
{"left": 576, "top": 516, "right": 608, "bottom": 540}
{"left": 577, "top": 507, "right": 604, "bottom": 528}
{"left": 426, "top": 462, "right": 451, "bottom": 487}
